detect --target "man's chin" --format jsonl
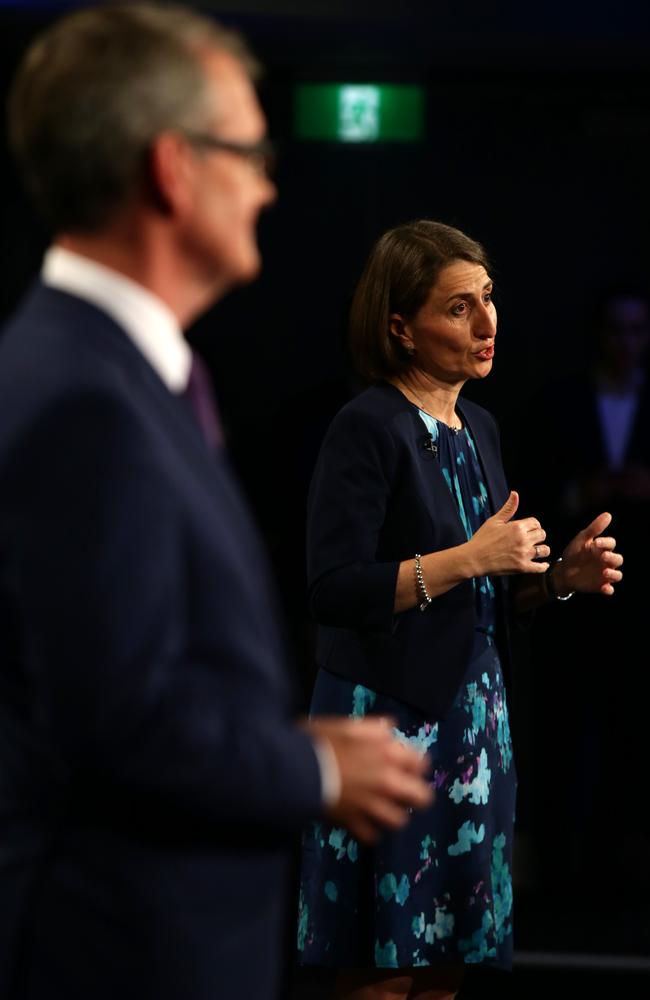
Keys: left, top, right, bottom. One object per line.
{"left": 220, "top": 245, "right": 262, "bottom": 290}
{"left": 195, "top": 247, "right": 262, "bottom": 311}
{"left": 236, "top": 246, "right": 262, "bottom": 284}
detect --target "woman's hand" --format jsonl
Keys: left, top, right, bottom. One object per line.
{"left": 467, "top": 490, "right": 550, "bottom": 577}
{"left": 395, "top": 491, "right": 551, "bottom": 613}
{"left": 554, "top": 511, "right": 624, "bottom": 596}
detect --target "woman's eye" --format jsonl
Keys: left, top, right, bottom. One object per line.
{"left": 483, "top": 292, "right": 492, "bottom": 304}
{"left": 451, "top": 302, "right": 467, "bottom": 316}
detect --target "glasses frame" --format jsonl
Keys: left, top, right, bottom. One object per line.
{"left": 180, "top": 131, "right": 276, "bottom": 177}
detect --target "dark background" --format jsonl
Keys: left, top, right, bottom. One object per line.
{"left": 2, "top": 2, "right": 650, "bottom": 994}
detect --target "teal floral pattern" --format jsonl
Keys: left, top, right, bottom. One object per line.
{"left": 298, "top": 416, "right": 516, "bottom": 970}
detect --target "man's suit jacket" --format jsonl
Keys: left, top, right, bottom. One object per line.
{"left": 307, "top": 382, "right": 512, "bottom": 720}
{"left": 0, "top": 283, "right": 322, "bottom": 1000}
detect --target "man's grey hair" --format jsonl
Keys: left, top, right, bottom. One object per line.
{"left": 7, "top": 3, "right": 259, "bottom": 232}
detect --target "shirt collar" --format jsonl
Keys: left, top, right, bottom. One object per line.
{"left": 41, "top": 245, "right": 192, "bottom": 392}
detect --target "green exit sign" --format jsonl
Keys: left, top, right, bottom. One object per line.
{"left": 295, "top": 83, "right": 425, "bottom": 143}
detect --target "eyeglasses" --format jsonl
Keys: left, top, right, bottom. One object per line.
{"left": 181, "top": 131, "right": 276, "bottom": 178}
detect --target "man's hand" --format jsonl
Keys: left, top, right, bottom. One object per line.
{"left": 302, "top": 716, "right": 434, "bottom": 843}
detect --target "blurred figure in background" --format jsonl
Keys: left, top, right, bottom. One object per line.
{"left": 521, "top": 288, "right": 650, "bottom": 532}
{"left": 0, "top": 6, "right": 432, "bottom": 1000}
{"left": 297, "top": 221, "right": 623, "bottom": 999}
{"left": 515, "top": 286, "right": 649, "bottom": 906}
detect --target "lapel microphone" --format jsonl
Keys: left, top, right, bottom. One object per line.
{"left": 419, "top": 433, "right": 438, "bottom": 458}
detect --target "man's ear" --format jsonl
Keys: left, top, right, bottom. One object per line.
{"left": 145, "top": 131, "right": 194, "bottom": 217}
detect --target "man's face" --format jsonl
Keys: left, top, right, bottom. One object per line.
{"left": 178, "top": 49, "right": 276, "bottom": 295}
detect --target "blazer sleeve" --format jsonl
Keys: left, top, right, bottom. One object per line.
{"left": 307, "top": 404, "right": 401, "bottom": 634}
{"left": 6, "top": 391, "right": 322, "bottom": 835}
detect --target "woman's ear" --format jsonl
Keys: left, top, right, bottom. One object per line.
{"left": 389, "top": 313, "right": 415, "bottom": 355}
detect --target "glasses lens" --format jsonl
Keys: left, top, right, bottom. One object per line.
{"left": 182, "top": 132, "right": 276, "bottom": 177}
{"left": 255, "top": 142, "right": 276, "bottom": 178}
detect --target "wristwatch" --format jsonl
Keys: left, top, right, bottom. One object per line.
{"left": 545, "top": 557, "right": 575, "bottom": 601}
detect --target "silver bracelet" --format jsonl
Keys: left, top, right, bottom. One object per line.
{"left": 545, "top": 557, "right": 575, "bottom": 601}
{"left": 414, "top": 553, "right": 432, "bottom": 611}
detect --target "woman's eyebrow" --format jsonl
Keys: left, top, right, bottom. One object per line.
{"left": 443, "top": 281, "right": 493, "bottom": 305}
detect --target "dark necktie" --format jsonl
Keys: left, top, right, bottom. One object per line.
{"left": 183, "top": 351, "right": 223, "bottom": 450}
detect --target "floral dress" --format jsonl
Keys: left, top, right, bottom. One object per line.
{"left": 298, "top": 413, "right": 516, "bottom": 971}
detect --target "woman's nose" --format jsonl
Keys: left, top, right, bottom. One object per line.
{"left": 473, "top": 304, "right": 496, "bottom": 339}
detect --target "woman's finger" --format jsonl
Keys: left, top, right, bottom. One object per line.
{"left": 594, "top": 535, "right": 617, "bottom": 551}
{"left": 601, "top": 551, "right": 624, "bottom": 568}
{"left": 579, "top": 511, "right": 612, "bottom": 541}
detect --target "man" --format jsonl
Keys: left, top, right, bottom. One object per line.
{"left": 0, "top": 5, "right": 432, "bottom": 999}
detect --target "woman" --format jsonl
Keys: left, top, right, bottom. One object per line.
{"left": 297, "top": 220, "right": 623, "bottom": 1000}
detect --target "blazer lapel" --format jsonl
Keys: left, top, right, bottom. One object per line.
{"left": 405, "top": 407, "right": 469, "bottom": 541}
{"left": 35, "top": 284, "right": 247, "bottom": 524}
{"left": 456, "top": 399, "right": 509, "bottom": 514}
{"left": 131, "top": 357, "right": 262, "bottom": 548}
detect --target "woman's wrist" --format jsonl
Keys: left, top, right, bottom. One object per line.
{"left": 459, "top": 538, "right": 483, "bottom": 581}
{"left": 545, "top": 557, "right": 575, "bottom": 601}
{"left": 414, "top": 554, "right": 432, "bottom": 611}
{"left": 394, "top": 544, "right": 479, "bottom": 614}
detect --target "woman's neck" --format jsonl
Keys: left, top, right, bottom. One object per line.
{"left": 391, "top": 370, "right": 463, "bottom": 428}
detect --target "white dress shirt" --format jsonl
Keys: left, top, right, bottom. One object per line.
{"left": 42, "top": 245, "right": 192, "bottom": 392}
{"left": 597, "top": 388, "right": 639, "bottom": 470}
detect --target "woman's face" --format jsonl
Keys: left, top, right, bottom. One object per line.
{"left": 392, "top": 259, "right": 497, "bottom": 384}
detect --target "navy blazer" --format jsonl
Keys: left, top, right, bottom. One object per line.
{"left": 307, "top": 382, "right": 512, "bottom": 720}
{"left": 0, "top": 283, "right": 322, "bottom": 1000}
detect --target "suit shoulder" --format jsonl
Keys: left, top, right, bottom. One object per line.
{"left": 324, "top": 383, "right": 412, "bottom": 435}
{"left": 0, "top": 290, "right": 154, "bottom": 462}
{"left": 311, "top": 386, "right": 413, "bottom": 484}
{"left": 0, "top": 283, "right": 148, "bottom": 414}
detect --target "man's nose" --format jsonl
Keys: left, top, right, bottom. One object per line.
{"left": 261, "top": 175, "right": 277, "bottom": 207}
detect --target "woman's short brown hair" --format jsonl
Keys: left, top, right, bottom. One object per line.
{"left": 349, "top": 219, "right": 490, "bottom": 384}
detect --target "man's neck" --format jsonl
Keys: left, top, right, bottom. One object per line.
{"left": 57, "top": 220, "right": 228, "bottom": 330}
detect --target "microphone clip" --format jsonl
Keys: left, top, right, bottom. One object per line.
{"left": 419, "top": 433, "right": 438, "bottom": 459}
